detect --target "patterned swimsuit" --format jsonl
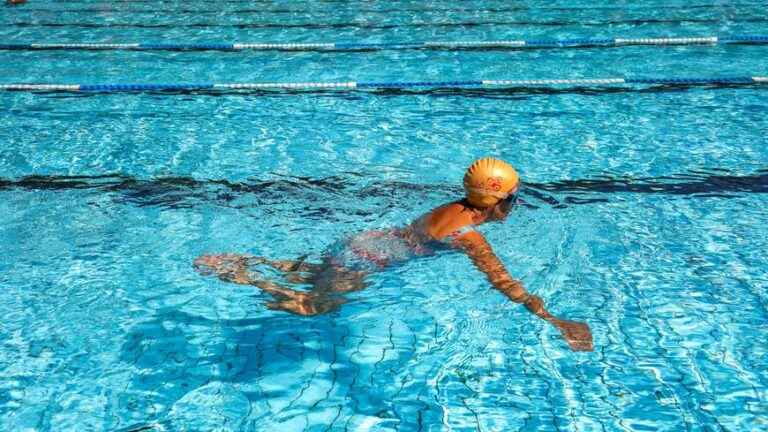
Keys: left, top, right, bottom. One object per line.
{"left": 326, "top": 224, "right": 476, "bottom": 272}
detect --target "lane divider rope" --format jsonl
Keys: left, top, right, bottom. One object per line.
{"left": 1, "top": 35, "right": 767, "bottom": 52}
{"left": 1, "top": 77, "right": 766, "bottom": 92}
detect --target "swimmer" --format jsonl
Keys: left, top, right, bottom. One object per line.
{"left": 7, "top": 0, "right": 27, "bottom": 4}
{"left": 195, "top": 158, "right": 593, "bottom": 351}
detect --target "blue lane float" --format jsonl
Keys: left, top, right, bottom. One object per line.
{"left": 1, "top": 35, "right": 768, "bottom": 52}
{"left": 1, "top": 76, "right": 767, "bottom": 93}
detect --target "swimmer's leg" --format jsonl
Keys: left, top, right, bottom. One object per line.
{"left": 193, "top": 253, "right": 320, "bottom": 284}
{"left": 254, "top": 255, "right": 323, "bottom": 284}
{"left": 311, "top": 266, "right": 369, "bottom": 294}
{"left": 258, "top": 255, "right": 322, "bottom": 274}
{"left": 237, "top": 277, "right": 346, "bottom": 316}
{"left": 264, "top": 292, "right": 346, "bottom": 316}
{"left": 193, "top": 254, "right": 255, "bottom": 284}
{"left": 193, "top": 253, "right": 344, "bottom": 316}
{"left": 255, "top": 265, "right": 369, "bottom": 315}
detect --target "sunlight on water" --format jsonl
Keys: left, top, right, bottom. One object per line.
{"left": 1, "top": 1, "right": 767, "bottom": 431}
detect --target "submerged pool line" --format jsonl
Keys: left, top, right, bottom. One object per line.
{"left": 2, "top": 35, "right": 767, "bottom": 52}
{"left": 2, "top": 76, "right": 767, "bottom": 92}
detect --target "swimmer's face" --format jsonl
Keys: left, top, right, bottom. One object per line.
{"left": 487, "top": 186, "right": 519, "bottom": 221}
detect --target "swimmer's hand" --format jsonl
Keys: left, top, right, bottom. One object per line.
{"left": 549, "top": 318, "right": 593, "bottom": 352}
{"left": 520, "top": 295, "right": 593, "bottom": 351}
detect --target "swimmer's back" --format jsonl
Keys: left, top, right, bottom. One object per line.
{"left": 419, "top": 202, "right": 477, "bottom": 243}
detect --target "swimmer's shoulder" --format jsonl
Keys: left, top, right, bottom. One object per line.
{"left": 422, "top": 201, "right": 478, "bottom": 241}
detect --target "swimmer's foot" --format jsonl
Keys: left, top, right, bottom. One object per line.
{"left": 193, "top": 254, "right": 263, "bottom": 284}
{"left": 551, "top": 319, "right": 593, "bottom": 352}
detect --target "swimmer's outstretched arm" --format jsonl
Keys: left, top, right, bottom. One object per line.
{"left": 456, "top": 232, "right": 594, "bottom": 351}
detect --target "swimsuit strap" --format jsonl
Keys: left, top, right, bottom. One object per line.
{"left": 442, "top": 224, "right": 476, "bottom": 244}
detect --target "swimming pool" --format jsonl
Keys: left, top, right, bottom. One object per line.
{"left": 1, "top": 0, "right": 767, "bottom": 430}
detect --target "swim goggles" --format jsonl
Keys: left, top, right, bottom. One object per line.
{"left": 504, "top": 189, "right": 520, "bottom": 205}
{"left": 467, "top": 183, "right": 520, "bottom": 204}
{"left": 465, "top": 184, "right": 521, "bottom": 204}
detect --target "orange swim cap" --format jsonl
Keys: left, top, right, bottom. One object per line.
{"left": 463, "top": 158, "right": 520, "bottom": 208}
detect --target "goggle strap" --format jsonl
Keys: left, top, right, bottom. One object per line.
{"left": 465, "top": 187, "right": 514, "bottom": 200}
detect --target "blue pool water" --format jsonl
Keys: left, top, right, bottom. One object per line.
{"left": 1, "top": 1, "right": 767, "bottom": 431}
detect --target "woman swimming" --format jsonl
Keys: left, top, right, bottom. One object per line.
{"left": 194, "top": 158, "right": 593, "bottom": 351}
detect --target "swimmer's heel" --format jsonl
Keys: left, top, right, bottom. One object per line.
{"left": 290, "top": 254, "right": 309, "bottom": 271}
